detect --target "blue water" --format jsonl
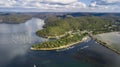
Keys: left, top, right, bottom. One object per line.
{"left": 0, "top": 18, "right": 120, "bottom": 67}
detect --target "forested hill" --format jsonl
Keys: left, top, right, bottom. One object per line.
{"left": 0, "top": 13, "right": 32, "bottom": 24}
{"left": 0, "top": 12, "right": 66, "bottom": 24}
{"left": 32, "top": 13, "right": 120, "bottom": 50}
{"left": 0, "top": 12, "right": 120, "bottom": 24}
{"left": 36, "top": 16, "right": 120, "bottom": 37}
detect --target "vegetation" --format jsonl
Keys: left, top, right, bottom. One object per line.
{"left": 0, "top": 12, "right": 119, "bottom": 50}
{"left": 36, "top": 16, "right": 120, "bottom": 38}
{"left": 0, "top": 13, "right": 32, "bottom": 24}
{"left": 32, "top": 33, "right": 84, "bottom": 50}
{"left": 33, "top": 15, "right": 120, "bottom": 50}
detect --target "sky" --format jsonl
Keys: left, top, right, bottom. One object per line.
{"left": 0, "top": 0, "right": 120, "bottom": 12}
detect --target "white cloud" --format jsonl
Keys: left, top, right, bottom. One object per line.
{"left": 101, "top": 0, "right": 120, "bottom": 3}
{"left": 0, "top": 0, "right": 120, "bottom": 12}
{"left": 41, "top": 0, "right": 77, "bottom": 4}
{"left": 92, "top": 0, "right": 120, "bottom": 5}
{"left": 90, "top": 1, "right": 97, "bottom": 7}
{"left": 89, "top": 0, "right": 120, "bottom": 12}
{"left": 0, "top": 0, "right": 87, "bottom": 11}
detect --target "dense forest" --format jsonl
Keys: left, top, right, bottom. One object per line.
{"left": 1, "top": 12, "right": 120, "bottom": 25}
{"left": 0, "top": 12, "right": 66, "bottom": 24}
{"left": 33, "top": 14, "right": 120, "bottom": 50}
{"left": 36, "top": 16, "right": 120, "bottom": 37}
{"left": 0, "top": 13, "right": 32, "bottom": 24}
{"left": 32, "top": 33, "right": 85, "bottom": 49}
{"left": 0, "top": 12, "right": 120, "bottom": 50}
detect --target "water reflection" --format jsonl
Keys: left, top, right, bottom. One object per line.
{"left": 73, "top": 39, "right": 120, "bottom": 67}
{"left": 0, "top": 18, "right": 120, "bottom": 67}
{"left": 0, "top": 18, "right": 45, "bottom": 66}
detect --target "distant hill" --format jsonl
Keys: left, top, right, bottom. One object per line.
{"left": 0, "top": 12, "right": 120, "bottom": 24}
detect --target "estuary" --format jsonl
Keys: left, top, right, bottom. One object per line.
{"left": 0, "top": 18, "right": 120, "bottom": 67}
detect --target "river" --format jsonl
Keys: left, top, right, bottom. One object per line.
{"left": 0, "top": 18, "right": 120, "bottom": 67}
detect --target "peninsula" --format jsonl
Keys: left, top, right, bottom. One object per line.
{"left": 31, "top": 15, "right": 120, "bottom": 51}
{"left": 31, "top": 33, "right": 85, "bottom": 50}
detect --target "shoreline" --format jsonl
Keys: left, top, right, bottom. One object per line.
{"left": 30, "top": 41, "right": 82, "bottom": 51}
{"left": 93, "top": 36, "right": 120, "bottom": 55}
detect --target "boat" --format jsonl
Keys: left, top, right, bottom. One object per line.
{"left": 80, "top": 46, "right": 89, "bottom": 50}
{"left": 34, "top": 64, "right": 36, "bottom": 67}
{"left": 56, "top": 46, "right": 75, "bottom": 52}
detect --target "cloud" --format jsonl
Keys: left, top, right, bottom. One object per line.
{"left": 101, "top": 0, "right": 120, "bottom": 3}
{"left": 0, "top": 0, "right": 87, "bottom": 12}
{"left": 89, "top": 0, "right": 120, "bottom": 12}
{"left": 0, "top": 0, "right": 120, "bottom": 12}
{"left": 41, "top": 0, "right": 77, "bottom": 4}
{"left": 90, "top": 1, "right": 97, "bottom": 7}
{"left": 91, "top": 0, "right": 120, "bottom": 5}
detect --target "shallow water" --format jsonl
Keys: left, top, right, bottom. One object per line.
{"left": 0, "top": 18, "right": 45, "bottom": 67}
{"left": 0, "top": 18, "right": 120, "bottom": 67}
{"left": 95, "top": 32, "right": 120, "bottom": 51}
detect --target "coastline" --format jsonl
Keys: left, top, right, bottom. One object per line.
{"left": 30, "top": 41, "right": 82, "bottom": 51}
{"left": 96, "top": 39, "right": 120, "bottom": 55}
{"left": 93, "top": 35, "right": 120, "bottom": 55}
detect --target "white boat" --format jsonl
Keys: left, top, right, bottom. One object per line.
{"left": 56, "top": 46, "right": 75, "bottom": 52}
{"left": 34, "top": 64, "right": 36, "bottom": 67}
{"left": 80, "top": 46, "right": 89, "bottom": 50}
